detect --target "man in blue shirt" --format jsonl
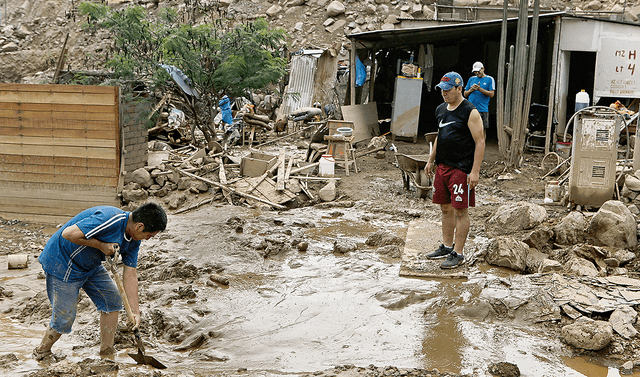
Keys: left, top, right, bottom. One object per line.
{"left": 33, "top": 202, "right": 167, "bottom": 360}
{"left": 464, "top": 62, "right": 495, "bottom": 137}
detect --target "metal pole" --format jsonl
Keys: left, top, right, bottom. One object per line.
{"left": 496, "top": 0, "right": 509, "bottom": 156}
{"left": 545, "top": 16, "right": 562, "bottom": 155}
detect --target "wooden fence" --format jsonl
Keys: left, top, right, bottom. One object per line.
{"left": 0, "top": 84, "right": 121, "bottom": 225}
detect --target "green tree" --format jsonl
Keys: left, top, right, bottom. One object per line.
{"left": 78, "top": 3, "right": 288, "bottom": 147}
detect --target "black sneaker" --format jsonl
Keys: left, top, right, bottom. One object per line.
{"left": 426, "top": 244, "right": 453, "bottom": 259}
{"left": 441, "top": 252, "right": 464, "bottom": 269}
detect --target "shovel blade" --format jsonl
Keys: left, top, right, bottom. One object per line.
{"left": 127, "top": 351, "right": 167, "bottom": 369}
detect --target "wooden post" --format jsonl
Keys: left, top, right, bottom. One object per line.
{"left": 496, "top": 0, "right": 509, "bottom": 156}
{"left": 545, "top": 16, "right": 562, "bottom": 155}
{"left": 350, "top": 41, "right": 357, "bottom": 106}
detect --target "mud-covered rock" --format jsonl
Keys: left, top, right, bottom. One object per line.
{"left": 522, "top": 226, "right": 553, "bottom": 251}
{"left": 564, "top": 257, "right": 599, "bottom": 276}
{"left": 485, "top": 236, "right": 529, "bottom": 272}
{"left": 365, "top": 230, "right": 404, "bottom": 247}
{"left": 130, "top": 167, "right": 154, "bottom": 188}
{"left": 375, "top": 244, "right": 401, "bottom": 257}
{"left": 553, "top": 211, "right": 586, "bottom": 245}
{"left": 488, "top": 361, "right": 521, "bottom": 377}
{"left": 609, "top": 305, "right": 638, "bottom": 339}
{"left": 486, "top": 202, "right": 547, "bottom": 237}
{"left": 334, "top": 239, "right": 357, "bottom": 254}
{"left": 561, "top": 318, "right": 613, "bottom": 350}
{"left": 587, "top": 200, "right": 637, "bottom": 248}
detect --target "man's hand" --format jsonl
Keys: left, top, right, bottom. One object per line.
{"left": 468, "top": 171, "right": 480, "bottom": 189}
{"left": 472, "top": 84, "right": 480, "bottom": 91}
{"left": 425, "top": 161, "right": 435, "bottom": 176}
{"left": 101, "top": 243, "right": 119, "bottom": 257}
{"left": 129, "top": 313, "right": 141, "bottom": 330}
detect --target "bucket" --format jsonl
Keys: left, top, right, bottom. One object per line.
{"left": 575, "top": 90, "right": 590, "bottom": 112}
{"left": 556, "top": 141, "right": 571, "bottom": 160}
{"left": 8, "top": 254, "right": 29, "bottom": 269}
{"left": 545, "top": 181, "right": 561, "bottom": 202}
{"left": 319, "top": 155, "right": 335, "bottom": 177}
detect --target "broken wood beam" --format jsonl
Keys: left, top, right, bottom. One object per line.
{"left": 176, "top": 169, "right": 286, "bottom": 209}
{"left": 289, "top": 162, "right": 320, "bottom": 175}
{"left": 255, "top": 124, "right": 318, "bottom": 148}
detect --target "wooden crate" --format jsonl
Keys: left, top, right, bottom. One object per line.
{"left": 240, "top": 152, "right": 277, "bottom": 177}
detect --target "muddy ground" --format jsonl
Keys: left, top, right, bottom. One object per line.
{"left": 0, "top": 135, "right": 633, "bottom": 377}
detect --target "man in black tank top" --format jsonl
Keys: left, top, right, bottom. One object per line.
{"left": 424, "top": 72, "right": 485, "bottom": 269}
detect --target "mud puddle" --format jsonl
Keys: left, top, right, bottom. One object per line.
{"left": 0, "top": 204, "right": 634, "bottom": 376}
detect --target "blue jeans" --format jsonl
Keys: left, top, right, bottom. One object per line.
{"left": 45, "top": 266, "right": 122, "bottom": 334}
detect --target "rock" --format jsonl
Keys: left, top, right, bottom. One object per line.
{"left": 333, "top": 239, "right": 357, "bottom": 253}
{"left": 191, "top": 180, "right": 209, "bottom": 193}
{"left": 485, "top": 236, "right": 529, "bottom": 272}
{"left": 287, "top": 0, "right": 306, "bottom": 5}
{"left": 219, "top": 0, "right": 234, "bottom": 6}
{"left": 380, "top": 23, "right": 395, "bottom": 30}
{"left": 385, "top": 14, "right": 399, "bottom": 24}
{"left": 376, "top": 245, "right": 401, "bottom": 257}
{"left": 326, "top": 19, "right": 346, "bottom": 33}
{"left": 366, "top": 3, "right": 376, "bottom": 13}
{"left": 486, "top": 202, "right": 547, "bottom": 237}
{"left": 297, "top": 241, "right": 309, "bottom": 251}
{"left": 561, "top": 318, "right": 613, "bottom": 350}
{"left": 2, "top": 41, "right": 19, "bottom": 52}
{"left": 166, "top": 192, "right": 187, "bottom": 209}
{"left": 564, "top": 257, "right": 599, "bottom": 277}
{"left": 14, "top": 25, "right": 32, "bottom": 39}
{"left": 612, "top": 249, "right": 636, "bottom": 265}
{"left": 365, "top": 230, "right": 404, "bottom": 247}
{"left": 121, "top": 188, "right": 148, "bottom": 203}
{"left": 553, "top": 211, "right": 585, "bottom": 245}
{"left": 131, "top": 167, "right": 154, "bottom": 188}
{"left": 624, "top": 174, "right": 640, "bottom": 191}
{"left": 522, "top": 226, "right": 553, "bottom": 250}
{"left": 538, "top": 258, "right": 563, "bottom": 273}
{"left": 323, "top": 18, "right": 335, "bottom": 26}
{"left": 327, "top": 0, "right": 345, "bottom": 16}
{"left": 587, "top": 200, "right": 637, "bottom": 248}
{"left": 177, "top": 177, "right": 192, "bottom": 190}
{"left": 524, "top": 248, "right": 547, "bottom": 273}
{"left": 266, "top": 4, "right": 283, "bottom": 16}
{"left": 622, "top": 361, "right": 634, "bottom": 372}
{"left": 319, "top": 179, "right": 337, "bottom": 201}
{"left": 585, "top": 0, "right": 602, "bottom": 10}
{"left": 609, "top": 305, "right": 638, "bottom": 339}
{"left": 488, "top": 361, "right": 521, "bottom": 377}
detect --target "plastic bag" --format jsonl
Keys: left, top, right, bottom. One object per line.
{"left": 355, "top": 56, "right": 366, "bottom": 87}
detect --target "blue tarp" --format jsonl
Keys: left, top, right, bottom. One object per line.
{"left": 218, "top": 95, "right": 234, "bottom": 126}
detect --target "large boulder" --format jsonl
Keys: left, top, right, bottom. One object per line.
{"left": 553, "top": 211, "right": 586, "bottom": 245}
{"left": 564, "top": 257, "right": 599, "bottom": 277}
{"left": 561, "top": 318, "right": 613, "bottom": 350}
{"left": 587, "top": 200, "right": 637, "bottom": 248}
{"left": 326, "top": 1, "right": 345, "bottom": 16}
{"left": 486, "top": 202, "right": 547, "bottom": 237}
{"left": 485, "top": 236, "right": 529, "bottom": 272}
{"left": 130, "top": 167, "right": 154, "bottom": 188}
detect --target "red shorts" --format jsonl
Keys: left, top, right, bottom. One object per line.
{"left": 432, "top": 164, "right": 475, "bottom": 209}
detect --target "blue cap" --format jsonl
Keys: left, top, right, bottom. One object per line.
{"left": 435, "top": 72, "right": 464, "bottom": 91}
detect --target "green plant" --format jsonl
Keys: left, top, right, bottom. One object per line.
{"left": 77, "top": 2, "right": 288, "bottom": 147}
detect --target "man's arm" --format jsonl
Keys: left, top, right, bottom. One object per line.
{"left": 467, "top": 109, "right": 485, "bottom": 189}
{"left": 62, "top": 225, "right": 118, "bottom": 256}
{"left": 123, "top": 265, "right": 141, "bottom": 330}
{"left": 425, "top": 137, "right": 438, "bottom": 175}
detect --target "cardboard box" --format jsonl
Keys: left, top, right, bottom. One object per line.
{"left": 240, "top": 152, "right": 277, "bottom": 177}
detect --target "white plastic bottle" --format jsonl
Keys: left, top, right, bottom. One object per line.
{"left": 575, "top": 90, "right": 590, "bottom": 112}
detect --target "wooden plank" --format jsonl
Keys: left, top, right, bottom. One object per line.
{"left": 276, "top": 149, "right": 286, "bottom": 191}
{"left": 0, "top": 181, "right": 117, "bottom": 198}
{"left": 1, "top": 135, "right": 116, "bottom": 148}
{"left": 0, "top": 154, "right": 117, "bottom": 168}
{"left": 0, "top": 126, "right": 114, "bottom": 139}
{"left": 0, "top": 171, "right": 118, "bottom": 186}
{"left": 0, "top": 83, "right": 117, "bottom": 95}
{"left": 0, "top": 163, "right": 117, "bottom": 177}
{"left": 0, "top": 144, "right": 116, "bottom": 159}
{"left": 0, "top": 101, "right": 119, "bottom": 113}
{"left": 0, "top": 109, "right": 117, "bottom": 123}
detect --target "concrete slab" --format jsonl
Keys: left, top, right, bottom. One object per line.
{"left": 400, "top": 219, "right": 470, "bottom": 279}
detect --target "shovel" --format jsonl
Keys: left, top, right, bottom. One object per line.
{"left": 106, "top": 246, "right": 167, "bottom": 369}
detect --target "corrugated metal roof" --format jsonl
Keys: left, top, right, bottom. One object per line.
{"left": 348, "top": 12, "right": 566, "bottom": 50}
{"left": 281, "top": 54, "right": 318, "bottom": 117}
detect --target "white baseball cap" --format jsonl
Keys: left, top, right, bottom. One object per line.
{"left": 472, "top": 62, "right": 484, "bottom": 72}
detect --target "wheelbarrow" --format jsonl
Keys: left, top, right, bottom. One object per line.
{"left": 395, "top": 153, "right": 432, "bottom": 198}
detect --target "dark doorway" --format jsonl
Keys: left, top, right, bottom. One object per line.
{"left": 566, "top": 51, "right": 596, "bottom": 121}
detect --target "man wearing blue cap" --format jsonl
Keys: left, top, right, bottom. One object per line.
{"left": 424, "top": 72, "right": 485, "bottom": 269}
{"left": 464, "top": 62, "right": 495, "bottom": 137}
